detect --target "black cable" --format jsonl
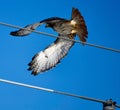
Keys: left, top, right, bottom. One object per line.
{"left": 0, "top": 21, "right": 120, "bottom": 53}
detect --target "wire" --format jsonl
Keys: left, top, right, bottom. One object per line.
{"left": 0, "top": 21, "right": 120, "bottom": 53}
{"left": 0, "top": 78, "right": 120, "bottom": 108}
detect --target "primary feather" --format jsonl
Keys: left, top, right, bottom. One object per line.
{"left": 28, "top": 35, "right": 75, "bottom": 75}
{"left": 10, "top": 23, "right": 42, "bottom": 36}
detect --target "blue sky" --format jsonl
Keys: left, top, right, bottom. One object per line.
{"left": 0, "top": 0, "right": 120, "bottom": 110}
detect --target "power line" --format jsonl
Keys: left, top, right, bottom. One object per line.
{"left": 0, "top": 21, "right": 120, "bottom": 53}
{"left": 0, "top": 78, "right": 120, "bottom": 109}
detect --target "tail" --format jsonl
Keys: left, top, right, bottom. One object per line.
{"left": 28, "top": 35, "right": 75, "bottom": 75}
{"left": 10, "top": 22, "right": 42, "bottom": 36}
{"left": 71, "top": 8, "right": 88, "bottom": 43}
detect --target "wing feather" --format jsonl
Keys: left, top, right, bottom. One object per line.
{"left": 10, "top": 22, "right": 42, "bottom": 36}
{"left": 10, "top": 17, "right": 67, "bottom": 37}
{"left": 28, "top": 35, "right": 75, "bottom": 75}
{"left": 40, "top": 17, "right": 67, "bottom": 23}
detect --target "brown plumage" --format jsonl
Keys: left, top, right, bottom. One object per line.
{"left": 71, "top": 8, "right": 88, "bottom": 42}
{"left": 10, "top": 8, "right": 88, "bottom": 75}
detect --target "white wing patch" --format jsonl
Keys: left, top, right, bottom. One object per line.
{"left": 28, "top": 36, "right": 74, "bottom": 75}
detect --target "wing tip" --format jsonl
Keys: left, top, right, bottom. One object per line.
{"left": 10, "top": 30, "right": 29, "bottom": 37}
{"left": 31, "top": 71, "right": 38, "bottom": 76}
{"left": 27, "top": 58, "right": 61, "bottom": 76}
{"left": 27, "top": 66, "right": 39, "bottom": 76}
{"left": 10, "top": 31, "right": 19, "bottom": 36}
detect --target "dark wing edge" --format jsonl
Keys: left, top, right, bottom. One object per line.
{"left": 40, "top": 17, "right": 67, "bottom": 23}
{"left": 28, "top": 35, "right": 75, "bottom": 75}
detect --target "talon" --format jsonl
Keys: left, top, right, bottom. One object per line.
{"left": 68, "top": 34, "right": 74, "bottom": 39}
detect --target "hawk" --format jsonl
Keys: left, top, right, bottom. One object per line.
{"left": 10, "top": 8, "right": 88, "bottom": 75}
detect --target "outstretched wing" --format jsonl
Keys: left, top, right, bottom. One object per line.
{"left": 10, "top": 17, "right": 67, "bottom": 37}
{"left": 28, "top": 35, "right": 75, "bottom": 75}
{"left": 10, "top": 22, "right": 42, "bottom": 36}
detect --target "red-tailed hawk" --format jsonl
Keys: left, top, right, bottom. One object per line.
{"left": 10, "top": 8, "right": 88, "bottom": 75}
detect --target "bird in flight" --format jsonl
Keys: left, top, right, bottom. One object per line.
{"left": 10, "top": 8, "right": 88, "bottom": 75}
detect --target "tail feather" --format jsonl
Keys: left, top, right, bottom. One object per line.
{"left": 71, "top": 8, "right": 88, "bottom": 43}
{"left": 28, "top": 35, "right": 75, "bottom": 75}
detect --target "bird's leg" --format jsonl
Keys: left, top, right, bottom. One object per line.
{"left": 67, "top": 29, "right": 77, "bottom": 39}
{"left": 68, "top": 34, "right": 74, "bottom": 39}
